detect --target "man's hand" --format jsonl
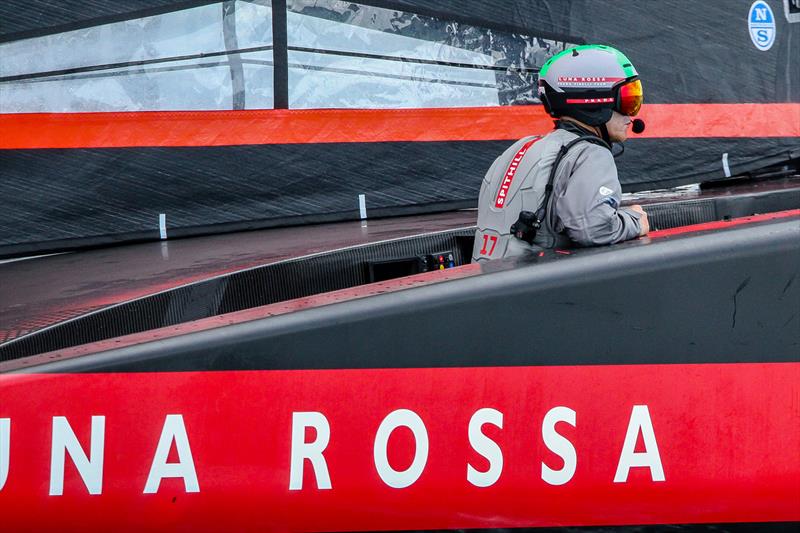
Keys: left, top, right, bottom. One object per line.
{"left": 629, "top": 204, "right": 650, "bottom": 236}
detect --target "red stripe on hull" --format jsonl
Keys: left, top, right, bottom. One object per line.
{"left": 649, "top": 209, "right": 800, "bottom": 238}
{"left": 1, "top": 363, "right": 798, "bottom": 531}
{"left": 1, "top": 103, "right": 798, "bottom": 149}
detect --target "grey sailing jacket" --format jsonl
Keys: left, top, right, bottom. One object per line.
{"left": 472, "top": 125, "right": 643, "bottom": 262}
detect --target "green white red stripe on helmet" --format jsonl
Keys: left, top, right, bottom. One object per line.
{"left": 537, "top": 44, "right": 640, "bottom": 124}
{"left": 540, "top": 44, "right": 638, "bottom": 79}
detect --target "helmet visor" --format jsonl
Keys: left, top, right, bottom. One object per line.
{"left": 617, "top": 79, "right": 643, "bottom": 116}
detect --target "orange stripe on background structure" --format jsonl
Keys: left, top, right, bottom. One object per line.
{"left": 1, "top": 103, "right": 798, "bottom": 149}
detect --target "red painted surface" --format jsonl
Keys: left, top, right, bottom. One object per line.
{"left": 0, "top": 363, "right": 798, "bottom": 531}
{"left": 1, "top": 103, "right": 798, "bottom": 149}
{"left": 648, "top": 209, "right": 800, "bottom": 238}
{"left": 567, "top": 97, "right": 615, "bottom": 104}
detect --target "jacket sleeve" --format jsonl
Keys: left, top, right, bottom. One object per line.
{"left": 554, "top": 145, "right": 642, "bottom": 246}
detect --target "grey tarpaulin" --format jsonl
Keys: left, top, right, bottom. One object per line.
{"left": 0, "top": 0, "right": 797, "bottom": 255}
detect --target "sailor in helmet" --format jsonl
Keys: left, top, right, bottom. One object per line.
{"left": 473, "top": 45, "right": 649, "bottom": 262}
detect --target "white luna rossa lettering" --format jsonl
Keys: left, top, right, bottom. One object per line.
{"left": 0, "top": 414, "right": 199, "bottom": 495}
{"left": 0, "top": 405, "right": 664, "bottom": 496}
{"left": 286, "top": 405, "right": 664, "bottom": 490}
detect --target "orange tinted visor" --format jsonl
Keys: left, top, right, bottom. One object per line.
{"left": 617, "top": 79, "right": 643, "bottom": 116}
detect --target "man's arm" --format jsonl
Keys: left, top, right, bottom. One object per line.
{"left": 555, "top": 145, "right": 646, "bottom": 246}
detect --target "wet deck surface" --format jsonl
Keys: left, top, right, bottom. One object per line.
{"left": 4, "top": 209, "right": 797, "bottom": 372}
{"left": 0, "top": 210, "right": 477, "bottom": 343}
{"left": 1, "top": 176, "right": 797, "bottom": 344}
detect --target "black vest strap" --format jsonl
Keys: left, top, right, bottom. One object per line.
{"left": 536, "top": 134, "right": 610, "bottom": 221}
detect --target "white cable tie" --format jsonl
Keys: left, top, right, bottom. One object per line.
{"left": 359, "top": 194, "right": 367, "bottom": 220}
{"left": 159, "top": 213, "right": 167, "bottom": 240}
{"left": 722, "top": 153, "right": 731, "bottom": 178}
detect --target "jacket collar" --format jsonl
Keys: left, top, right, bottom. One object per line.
{"left": 555, "top": 119, "right": 599, "bottom": 138}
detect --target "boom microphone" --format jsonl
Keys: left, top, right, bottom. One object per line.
{"left": 632, "top": 119, "right": 646, "bottom": 134}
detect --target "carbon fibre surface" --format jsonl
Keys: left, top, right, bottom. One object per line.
{"left": 2, "top": 183, "right": 798, "bottom": 358}
{"left": 0, "top": 227, "right": 474, "bottom": 359}
{"left": 0, "top": 210, "right": 478, "bottom": 343}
